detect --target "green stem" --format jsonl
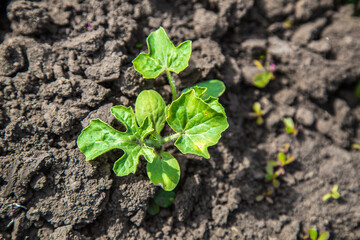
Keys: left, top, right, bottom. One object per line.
{"left": 163, "top": 133, "right": 180, "bottom": 143}
{"left": 165, "top": 69, "right": 177, "bottom": 101}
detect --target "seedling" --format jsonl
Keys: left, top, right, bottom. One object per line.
{"left": 283, "top": 117, "right": 298, "bottom": 136}
{"left": 304, "top": 228, "right": 330, "bottom": 240}
{"left": 77, "top": 27, "right": 229, "bottom": 191}
{"left": 255, "top": 188, "right": 274, "bottom": 204}
{"left": 252, "top": 60, "right": 275, "bottom": 88}
{"left": 252, "top": 102, "right": 264, "bottom": 125}
{"left": 283, "top": 20, "right": 292, "bottom": 28}
{"left": 267, "top": 152, "right": 295, "bottom": 175}
{"left": 352, "top": 143, "right": 360, "bottom": 150}
{"left": 322, "top": 184, "right": 340, "bottom": 201}
{"left": 354, "top": 81, "right": 360, "bottom": 99}
{"left": 148, "top": 189, "right": 175, "bottom": 215}
{"left": 265, "top": 166, "right": 280, "bottom": 188}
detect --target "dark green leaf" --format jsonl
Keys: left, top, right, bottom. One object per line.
{"left": 154, "top": 189, "right": 176, "bottom": 208}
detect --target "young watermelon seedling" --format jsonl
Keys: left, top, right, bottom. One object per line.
{"left": 322, "top": 184, "right": 340, "bottom": 201}
{"left": 77, "top": 27, "right": 229, "bottom": 191}
{"left": 304, "top": 228, "right": 330, "bottom": 240}
{"left": 252, "top": 60, "right": 275, "bottom": 88}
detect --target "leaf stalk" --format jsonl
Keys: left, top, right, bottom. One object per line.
{"left": 165, "top": 69, "right": 177, "bottom": 100}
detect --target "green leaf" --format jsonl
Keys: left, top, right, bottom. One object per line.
{"left": 308, "top": 228, "right": 318, "bottom": 240}
{"left": 146, "top": 151, "right": 180, "bottom": 191}
{"left": 332, "top": 191, "right": 340, "bottom": 199}
{"left": 278, "top": 153, "right": 286, "bottom": 165}
{"left": 267, "top": 161, "right": 279, "bottom": 167}
{"left": 182, "top": 80, "right": 226, "bottom": 100}
{"left": 273, "top": 179, "right": 280, "bottom": 188}
{"left": 135, "top": 90, "right": 166, "bottom": 134}
{"left": 255, "top": 195, "right": 264, "bottom": 201}
{"left": 154, "top": 189, "right": 176, "bottom": 208}
{"left": 77, "top": 106, "right": 156, "bottom": 177}
{"left": 332, "top": 184, "right": 339, "bottom": 193}
{"left": 256, "top": 117, "right": 264, "bottom": 125}
{"left": 284, "top": 155, "right": 295, "bottom": 165}
{"left": 132, "top": 27, "right": 192, "bottom": 79}
{"left": 322, "top": 193, "right": 332, "bottom": 201}
{"left": 266, "top": 166, "right": 274, "bottom": 176}
{"left": 318, "top": 232, "right": 330, "bottom": 240}
{"left": 253, "top": 71, "right": 273, "bottom": 88}
{"left": 147, "top": 199, "right": 160, "bottom": 215}
{"left": 166, "top": 90, "right": 229, "bottom": 158}
{"left": 253, "top": 102, "right": 262, "bottom": 115}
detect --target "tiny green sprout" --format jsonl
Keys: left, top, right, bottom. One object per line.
{"left": 253, "top": 60, "right": 275, "bottom": 88}
{"left": 252, "top": 102, "right": 263, "bottom": 125}
{"left": 304, "top": 228, "right": 330, "bottom": 240}
{"left": 355, "top": 81, "right": 360, "bottom": 99}
{"left": 148, "top": 189, "right": 176, "bottom": 215}
{"left": 135, "top": 43, "right": 144, "bottom": 48}
{"left": 268, "top": 152, "right": 295, "bottom": 175}
{"left": 283, "top": 20, "right": 292, "bottom": 28}
{"left": 256, "top": 188, "right": 274, "bottom": 204}
{"left": 77, "top": 27, "right": 229, "bottom": 191}
{"left": 283, "top": 117, "right": 298, "bottom": 136}
{"left": 322, "top": 184, "right": 340, "bottom": 201}
{"left": 352, "top": 143, "right": 360, "bottom": 150}
{"left": 265, "top": 166, "right": 280, "bottom": 188}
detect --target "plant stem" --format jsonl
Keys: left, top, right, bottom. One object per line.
{"left": 165, "top": 69, "right": 177, "bottom": 100}
{"left": 163, "top": 133, "right": 180, "bottom": 143}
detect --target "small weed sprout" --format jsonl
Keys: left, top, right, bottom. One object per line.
{"left": 283, "top": 117, "right": 298, "bottom": 136}
{"left": 265, "top": 165, "right": 280, "bottom": 188}
{"left": 268, "top": 152, "right": 295, "bottom": 175}
{"left": 304, "top": 228, "right": 330, "bottom": 240}
{"left": 352, "top": 143, "right": 360, "bottom": 150}
{"left": 255, "top": 188, "right": 274, "bottom": 204}
{"left": 253, "top": 60, "right": 275, "bottom": 88}
{"left": 252, "top": 102, "right": 264, "bottom": 125}
{"left": 322, "top": 184, "right": 340, "bottom": 201}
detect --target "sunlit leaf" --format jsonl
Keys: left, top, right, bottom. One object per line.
{"left": 135, "top": 90, "right": 166, "bottom": 134}
{"left": 182, "top": 80, "right": 226, "bottom": 100}
{"left": 147, "top": 151, "right": 180, "bottom": 191}
{"left": 77, "top": 106, "right": 156, "bottom": 177}
{"left": 132, "top": 27, "right": 192, "bottom": 79}
{"left": 167, "top": 90, "right": 228, "bottom": 158}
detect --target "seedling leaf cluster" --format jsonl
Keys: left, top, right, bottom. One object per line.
{"left": 77, "top": 27, "right": 229, "bottom": 191}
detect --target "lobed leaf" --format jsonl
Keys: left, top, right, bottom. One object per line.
{"left": 132, "top": 27, "right": 192, "bottom": 79}
{"left": 77, "top": 106, "right": 156, "bottom": 177}
{"left": 166, "top": 90, "right": 229, "bottom": 158}
{"left": 146, "top": 151, "right": 180, "bottom": 191}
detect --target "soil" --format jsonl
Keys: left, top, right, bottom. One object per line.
{"left": 1, "top": 0, "right": 360, "bottom": 239}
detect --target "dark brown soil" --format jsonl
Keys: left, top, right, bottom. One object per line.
{"left": 1, "top": 0, "right": 360, "bottom": 239}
